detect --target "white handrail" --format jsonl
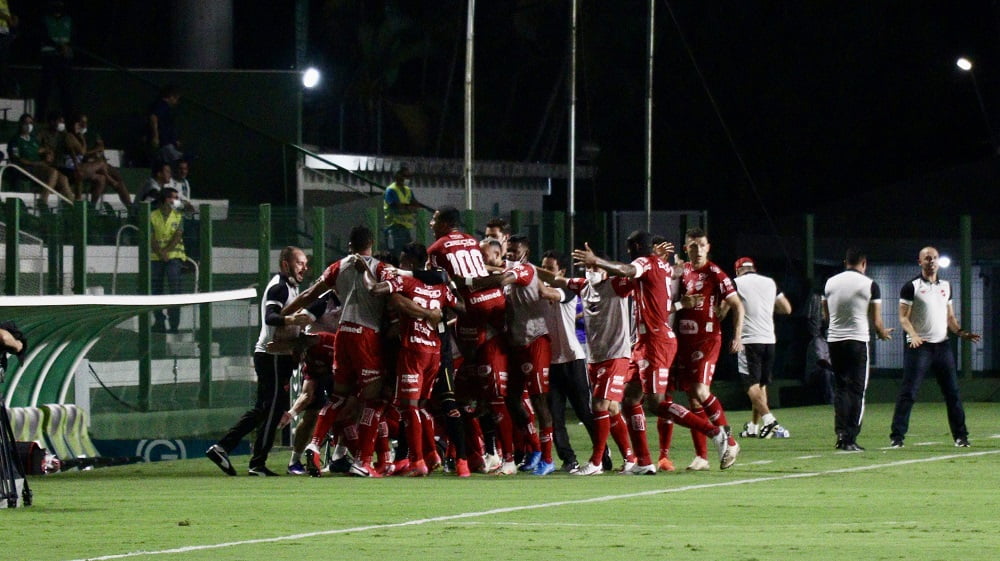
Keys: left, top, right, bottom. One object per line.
{"left": 0, "top": 163, "right": 75, "bottom": 205}
{"left": 112, "top": 224, "right": 138, "bottom": 294}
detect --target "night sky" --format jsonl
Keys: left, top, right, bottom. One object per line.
{"left": 10, "top": 1, "right": 1000, "bottom": 227}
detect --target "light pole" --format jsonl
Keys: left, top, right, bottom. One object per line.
{"left": 956, "top": 57, "right": 999, "bottom": 154}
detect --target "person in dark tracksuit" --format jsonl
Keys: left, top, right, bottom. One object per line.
{"left": 206, "top": 246, "right": 311, "bottom": 476}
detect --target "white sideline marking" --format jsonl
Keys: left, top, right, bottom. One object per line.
{"left": 988, "top": 434, "right": 1000, "bottom": 439}
{"left": 914, "top": 441, "right": 941, "bottom": 446}
{"left": 64, "top": 450, "right": 1000, "bottom": 561}
{"left": 745, "top": 460, "right": 774, "bottom": 465}
{"left": 795, "top": 455, "right": 821, "bottom": 459}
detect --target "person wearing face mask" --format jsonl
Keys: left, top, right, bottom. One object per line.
{"left": 540, "top": 257, "right": 638, "bottom": 475}
{"left": 63, "top": 113, "right": 132, "bottom": 207}
{"left": 149, "top": 187, "right": 187, "bottom": 333}
{"left": 471, "top": 234, "right": 564, "bottom": 476}
{"left": 573, "top": 230, "right": 738, "bottom": 473}
{"left": 7, "top": 113, "right": 73, "bottom": 205}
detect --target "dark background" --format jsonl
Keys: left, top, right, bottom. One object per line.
{"left": 8, "top": 1, "right": 1000, "bottom": 227}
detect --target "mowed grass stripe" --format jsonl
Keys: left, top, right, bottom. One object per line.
{"left": 64, "top": 449, "right": 999, "bottom": 561}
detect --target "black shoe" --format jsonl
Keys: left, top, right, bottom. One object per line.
{"left": 561, "top": 460, "right": 580, "bottom": 473}
{"left": 759, "top": 420, "right": 780, "bottom": 439}
{"left": 840, "top": 443, "right": 865, "bottom": 452}
{"left": 890, "top": 439, "right": 904, "bottom": 448}
{"left": 328, "top": 456, "right": 352, "bottom": 474}
{"left": 248, "top": 465, "right": 280, "bottom": 477}
{"left": 206, "top": 445, "right": 236, "bottom": 476}
{"left": 835, "top": 439, "right": 845, "bottom": 450}
{"left": 954, "top": 438, "right": 971, "bottom": 448}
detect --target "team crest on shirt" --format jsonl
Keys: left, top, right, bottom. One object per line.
{"left": 597, "top": 367, "right": 607, "bottom": 376}
{"left": 691, "top": 351, "right": 704, "bottom": 361}
{"left": 521, "top": 362, "right": 534, "bottom": 373}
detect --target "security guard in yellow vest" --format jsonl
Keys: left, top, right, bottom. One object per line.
{"left": 151, "top": 187, "right": 187, "bottom": 332}
{"left": 382, "top": 166, "right": 419, "bottom": 251}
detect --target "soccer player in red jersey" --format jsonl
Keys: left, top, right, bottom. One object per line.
{"left": 674, "top": 227, "right": 744, "bottom": 470}
{"left": 374, "top": 242, "right": 463, "bottom": 477}
{"left": 574, "top": 231, "right": 737, "bottom": 472}
{"left": 428, "top": 207, "right": 519, "bottom": 474}
{"left": 283, "top": 226, "right": 432, "bottom": 477}
{"left": 472, "top": 234, "right": 563, "bottom": 475}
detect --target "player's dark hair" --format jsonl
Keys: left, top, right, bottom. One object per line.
{"left": 541, "top": 250, "right": 568, "bottom": 271}
{"left": 685, "top": 227, "right": 707, "bottom": 240}
{"left": 436, "top": 206, "right": 461, "bottom": 228}
{"left": 508, "top": 234, "right": 530, "bottom": 251}
{"left": 626, "top": 230, "right": 652, "bottom": 257}
{"left": 349, "top": 225, "right": 374, "bottom": 252}
{"left": 845, "top": 247, "right": 866, "bottom": 266}
{"left": 485, "top": 217, "right": 510, "bottom": 235}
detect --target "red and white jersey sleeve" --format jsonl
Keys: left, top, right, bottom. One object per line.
{"left": 630, "top": 255, "right": 673, "bottom": 338}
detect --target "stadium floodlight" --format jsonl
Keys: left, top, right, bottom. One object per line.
{"left": 302, "top": 67, "right": 321, "bottom": 89}
{"left": 956, "top": 57, "right": 973, "bottom": 71}
{"left": 938, "top": 255, "right": 951, "bottom": 268}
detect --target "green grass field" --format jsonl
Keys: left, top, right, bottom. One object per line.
{"left": 7, "top": 402, "right": 1000, "bottom": 561}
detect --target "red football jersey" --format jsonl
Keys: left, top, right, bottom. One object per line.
{"left": 427, "top": 231, "right": 505, "bottom": 333}
{"left": 676, "top": 260, "right": 736, "bottom": 340}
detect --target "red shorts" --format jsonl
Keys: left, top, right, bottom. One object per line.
{"left": 476, "top": 334, "right": 509, "bottom": 399}
{"left": 588, "top": 357, "right": 630, "bottom": 402}
{"left": 394, "top": 347, "right": 440, "bottom": 403}
{"left": 333, "top": 323, "right": 384, "bottom": 392}
{"left": 674, "top": 336, "right": 721, "bottom": 392}
{"left": 507, "top": 334, "right": 551, "bottom": 397}
{"left": 630, "top": 334, "right": 677, "bottom": 395}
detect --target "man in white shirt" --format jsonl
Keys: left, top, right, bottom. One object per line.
{"left": 890, "top": 246, "right": 980, "bottom": 448}
{"left": 732, "top": 257, "right": 792, "bottom": 438}
{"left": 822, "top": 248, "right": 893, "bottom": 452}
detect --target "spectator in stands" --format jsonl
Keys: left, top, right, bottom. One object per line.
{"left": 170, "top": 159, "right": 195, "bottom": 213}
{"left": 382, "top": 165, "right": 419, "bottom": 251}
{"left": 64, "top": 113, "right": 132, "bottom": 207}
{"left": 0, "top": 1, "right": 18, "bottom": 97}
{"left": 37, "top": 1, "right": 74, "bottom": 123}
{"left": 77, "top": 113, "right": 133, "bottom": 205}
{"left": 136, "top": 162, "right": 172, "bottom": 208}
{"left": 7, "top": 113, "right": 73, "bottom": 205}
{"left": 150, "top": 187, "right": 186, "bottom": 333}
{"left": 148, "top": 84, "right": 183, "bottom": 166}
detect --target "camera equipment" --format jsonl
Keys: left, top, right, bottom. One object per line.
{"left": 1, "top": 321, "right": 32, "bottom": 508}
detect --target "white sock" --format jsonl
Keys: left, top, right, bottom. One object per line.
{"left": 761, "top": 413, "right": 777, "bottom": 426}
{"left": 745, "top": 423, "right": 758, "bottom": 434}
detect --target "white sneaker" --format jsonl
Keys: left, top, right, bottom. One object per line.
{"left": 482, "top": 453, "right": 502, "bottom": 473}
{"left": 712, "top": 429, "right": 729, "bottom": 462}
{"left": 573, "top": 462, "right": 603, "bottom": 476}
{"left": 739, "top": 422, "right": 758, "bottom": 438}
{"left": 496, "top": 461, "right": 518, "bottom": 475}
{"left": 721, "top": 440, "right": 740, "bottom": 470}
{"left": 686, "top": 456, "right": 711, "bottom": 471}
{"left": 623, "top": 462, "right": 656, "bottom": 475}
{"left": 618, "top": 460, "right": 637, "bottom": 474}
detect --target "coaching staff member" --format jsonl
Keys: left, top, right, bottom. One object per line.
{"left": 822, "top": 248, "right": 893, "bottom": 452}
{"left": 890, "top": 246, "right": 980, "bottom": 449}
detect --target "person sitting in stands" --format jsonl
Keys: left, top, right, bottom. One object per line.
{"left": 7, "top": 113, "right": 73, "bottom": 205}
{"left": 63, "top": 113, "right": 132, "bottom": 207}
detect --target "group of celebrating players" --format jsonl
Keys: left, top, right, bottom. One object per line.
{"left": 270, "top": 205, "right": 744, "bottom": 478}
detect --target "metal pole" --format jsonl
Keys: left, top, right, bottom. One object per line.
{"left": 644, "top": 0, "right": 655, "bottom": 231}
{"left": 960, "top": 214, "right": 972, "bottom": 379}
{"left": 464, "top": 0, "right": 475, "bottom": 210}
{"left": 969, "top": 71, "right": 1000, "bottom": 154}
{"left": 568, "top": 0, "right": 577, "bottom": 254}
